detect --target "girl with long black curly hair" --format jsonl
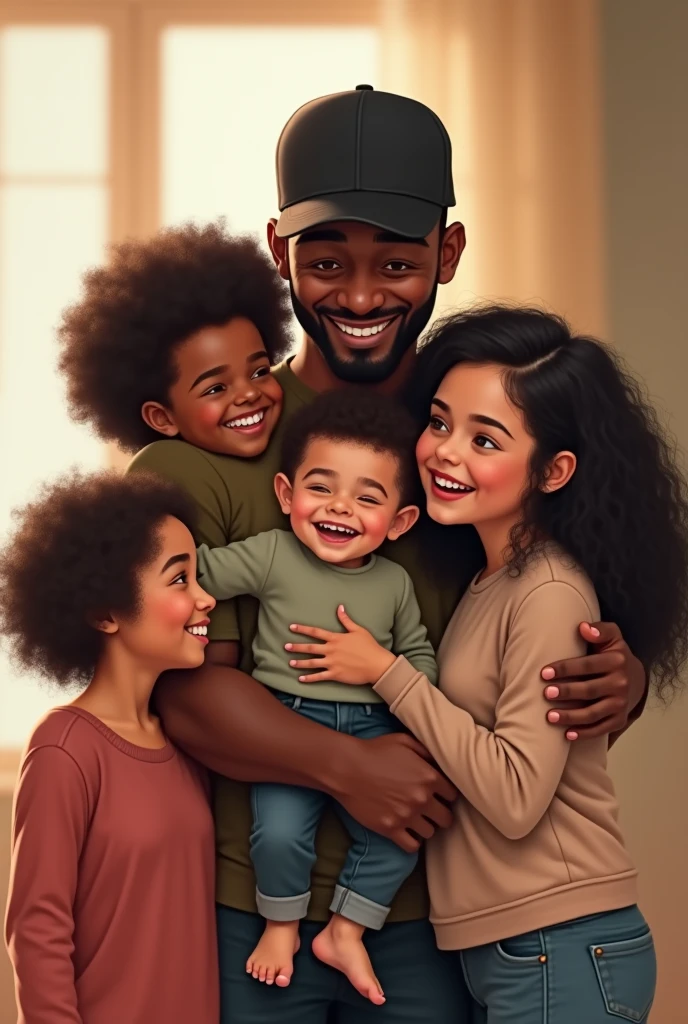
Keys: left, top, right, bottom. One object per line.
{"left": 285, "top": 305, "right": 688, "bottom": 1023}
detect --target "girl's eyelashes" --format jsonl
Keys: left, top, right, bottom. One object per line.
{"left": 202, "top": 382, "right": 225, "bottom": 397}
{"left": 171, "top": 571, "right": 188, "bottom": 586}
{"left": 250, "top": 365, "right": 270, "bottom": 379}
{"left": 474, "top": 434, "right": 499, "bottom": 450}
{"left": 429, "top": 414, "right": 449, "bottom": 432}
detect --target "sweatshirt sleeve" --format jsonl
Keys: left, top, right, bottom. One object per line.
{"left": 196, "top": 530, "right": 279, "bottom": 600}
{"left": 374, "top": 581, "right": 593, "bottom": 840}
{"left": 5, "top": 746, "right": 89, "bottom": 1023}
{"left": 392, "top": 570, "right": 438, "bottom": 685}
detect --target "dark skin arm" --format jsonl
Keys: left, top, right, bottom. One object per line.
{"left": 155, "top": 640, "right": 457, "bottom": 853}
{"left": 542, "top": 621, "right": 648, "bottom": 743}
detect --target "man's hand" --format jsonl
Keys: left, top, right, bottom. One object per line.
{"left": 541, "top": 621, "right": 647, "bottom": 741}
{"left": 333, "top": 732, "right": 458, "bottom": 853}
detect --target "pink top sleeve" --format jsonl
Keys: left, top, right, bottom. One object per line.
{"left": 5, "top": 746, "right": 88, "bottom": 1023}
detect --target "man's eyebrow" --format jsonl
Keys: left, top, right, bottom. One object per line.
{"left": 359, "top": 476, "right": 388, "bottom": 498}
{"left": 160, "top": 553, "right": 189, "bottom": 574}
{"left": 189, "top": 365, "right": 228, "bottom": 391}
{"left": 295, "top": 229, "right": 348, "bottom": 245}
{"left": 374, "top": 231, "right": 428, "bottom": 248}
{"left": 302, "top": 467, "right": 336, "bottom": 480}
{"left": 469, "top": 414, "right": 514, "bottom": 440}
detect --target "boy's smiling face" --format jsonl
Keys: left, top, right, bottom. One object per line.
{"left": 274, "top": 438, "right": 419, "bottom": 569}
{"left": 141, "top": 316, "right": 283, "bottom": 457}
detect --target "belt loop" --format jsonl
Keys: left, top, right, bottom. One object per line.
{"left": 364, "top": 704, "right": 372, "bottom": 716}
{"left": 293, "top": 696, "right": 302, "bottom": 710}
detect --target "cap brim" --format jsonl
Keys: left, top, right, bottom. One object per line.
{"left": 275, "top": 191, "right": 443, "bottom": 239}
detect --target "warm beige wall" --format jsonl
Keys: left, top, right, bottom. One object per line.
{"left": 601, "top": 2, "right": 688, "bottom": 1023}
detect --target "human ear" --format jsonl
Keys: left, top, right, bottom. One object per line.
{"left": 387, "top": 504, "right": 420, "bottom": 542}
{"left": 140, "top": 401, "right": 180, "bottom": 438}
{"left": 267, "top": 220, "right": 290, "bottom": 281}
{"left": 437, "top": 222, "right": 466, "bottom": 285}
{"left": 541, "top": 451, "right": 577, "bottom": 493}
{"left": 88, "top": 613, "right": 119, "bottom": 635}
{"left": 273, "top": 472, "right": 294, "bottom": 515}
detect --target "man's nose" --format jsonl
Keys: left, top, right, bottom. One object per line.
{"left": 337, "top": 276, "right": 384, "bottom": 316}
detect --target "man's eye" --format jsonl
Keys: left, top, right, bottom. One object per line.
{"left": 313, "top": 260, "right": 340, "bottom": 271}
{"left": 385, "top": 260, "right": 412, "bottom": 271}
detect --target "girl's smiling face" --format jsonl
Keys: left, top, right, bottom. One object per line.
{"left": 415, "top": 362, "right": 576, "bottom": 560}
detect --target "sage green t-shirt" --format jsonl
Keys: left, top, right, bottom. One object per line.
{"left": 196, "top": 529, "right": 437, "bottom": 702}
{"left": 127, "top": 359, "right": 464, "bottom": 921}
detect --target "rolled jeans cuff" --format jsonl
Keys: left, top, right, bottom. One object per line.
{"left": 255, "top": 887, "right": 311, "bottom": 921}
{"left": 330, "top": 884, "right": 390, "bottom": 930}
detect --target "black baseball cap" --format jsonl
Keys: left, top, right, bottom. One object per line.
{"left": 275, "top": 85, "right": 455, "bottom": 240}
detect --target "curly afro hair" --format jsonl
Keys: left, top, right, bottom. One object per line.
{"left": 58, "top": 220, "right": 293, "bottom": 453}
{"left": 280, "top": 388, "right": 420, "bottom": 506}
{"left": 0, "top": 470, "right": 197, "bottom": 688}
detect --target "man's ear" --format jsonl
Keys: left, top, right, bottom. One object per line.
{"left": 267, "top": 219, "right": 290, "bottom": 281}
{"left": 386, "top": 504, "right": 420, "bottom": 542}
{"left": 438, "top": 221, "right": 466, "bottom": 285}
{"left": 140, "top": 401, "right": 180, "bottom": 438}
{"left": 274, "top": 472, "right": 294, "bottom": 515}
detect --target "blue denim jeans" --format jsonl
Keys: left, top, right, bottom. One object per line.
{"left": 459, "top": 905, "right": 656, "bottom": 1023}
{"left": 249, "top": 694, "right": 417, "bottom": 930}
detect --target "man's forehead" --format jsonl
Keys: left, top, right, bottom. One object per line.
{"left": 292, "top": 223, "right": 430, "bottom": 248}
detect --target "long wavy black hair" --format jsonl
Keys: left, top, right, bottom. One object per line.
{"left": 408, "top": 304, "right": 688, "bottom": 700}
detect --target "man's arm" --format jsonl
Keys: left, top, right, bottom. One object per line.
{"left": 541, "top": 620, "right": 648, "bottom": 741}
{"left": 155, "top": 641, "right": 458, "bottom": 853}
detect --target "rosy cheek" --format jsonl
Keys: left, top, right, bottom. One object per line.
{"left": 289, "top": 492, "right": 317, "bottom": 525}
{"left": 415, "top": 430, "right": 435, "bottom": 466}
{"left": 197, "top": 402, "right": 224, "bottom": 427}
{"left": 150, "top": 591, "right": 195, "bottom": 629}
{"left": 472, "top": 458, "right": 527, "bottom": 495}
{"left": 362, "top": 509, "right": 393, "bottom": 546}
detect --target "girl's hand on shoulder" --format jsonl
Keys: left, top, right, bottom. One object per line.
{"left": 286, "top": 606, "right": 396, "bottom": 685}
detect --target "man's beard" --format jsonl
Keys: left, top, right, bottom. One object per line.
{"left": 289, "top": 283, "right": 439, "bottom": 385}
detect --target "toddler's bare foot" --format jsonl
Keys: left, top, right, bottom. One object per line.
{"left": 246, "top": 920, "right": 300, "bottom": 987}
{"left": 312, "top": 914, "right": 385, "bottom": 1005}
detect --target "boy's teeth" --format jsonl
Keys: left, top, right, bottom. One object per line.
{"left": 333, "top": 319, "right": 391, "bottom": 337}
{"left": 186, "top": 625, "right": 208, "bottom": 635}
{"left": 433, "top": 475, "right": 473, "bottom": 492}
{"left": 317, "top": 522, "right": 357, "bottom": 536}
{"left": 227, "top": 410, "right": 264, "bottom": 428}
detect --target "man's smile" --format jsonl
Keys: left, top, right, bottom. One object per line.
{"left": 323, "top": 314, "right": 402, "bottom": 350}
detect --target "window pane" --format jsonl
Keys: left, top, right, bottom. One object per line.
{"left": 161, "top": 26, "right": 379, "bottom": 234}
{"left": 0, "top": 184, "right": 107, "bottom": 746}
{"left": 0, "top": 26, "right": 108, "bottom": 176}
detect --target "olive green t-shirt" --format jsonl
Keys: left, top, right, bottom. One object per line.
{"left": 127, "top": 360, "right": 464, "bottom": 921}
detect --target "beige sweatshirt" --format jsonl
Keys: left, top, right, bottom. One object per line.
{"left": 373, "top": 545, "right": 638, "bottom": 950}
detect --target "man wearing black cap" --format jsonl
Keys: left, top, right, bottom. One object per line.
{"left": 153, "top": 86, "right": 646, "bottom": 1024}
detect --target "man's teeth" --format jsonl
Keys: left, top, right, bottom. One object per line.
{"left": 226, "top": 410, "right": 264, "bottom": 428}
{"left": 186, "top": 625, "right": 208, "bottom": 636}
{"left": 316, "top": 522, "right": 358, "bottom": 536}
{"left": 433, "top": 475, "right": 473, "bottom": 492}
{"left": 333, "top": 319, "right": 391, "bottom": 338}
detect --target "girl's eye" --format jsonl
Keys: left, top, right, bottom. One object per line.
{"left": 313, "top": 259, "right": 341, "bottom": 271}
{"left": 474, "top": 435, "right": 499, "bottom": 450}
{"left": 429, "top": 415, "right": 448, "bottom": 432}
{"left": 202, "top": 383, "right": 225, "bottom": 397}
{"left": 251, "top": 365, "right": 270, "bottom": 379}
{"left": 171, "top": 572, "right": 188, "bottom": 585}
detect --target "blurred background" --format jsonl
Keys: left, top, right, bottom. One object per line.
{"left": 0, "top": 0, "right": 685, "bottom": 1019}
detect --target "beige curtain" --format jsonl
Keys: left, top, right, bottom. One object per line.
{"left": 379, "top": 0, "right": 607, "bottom": 338}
